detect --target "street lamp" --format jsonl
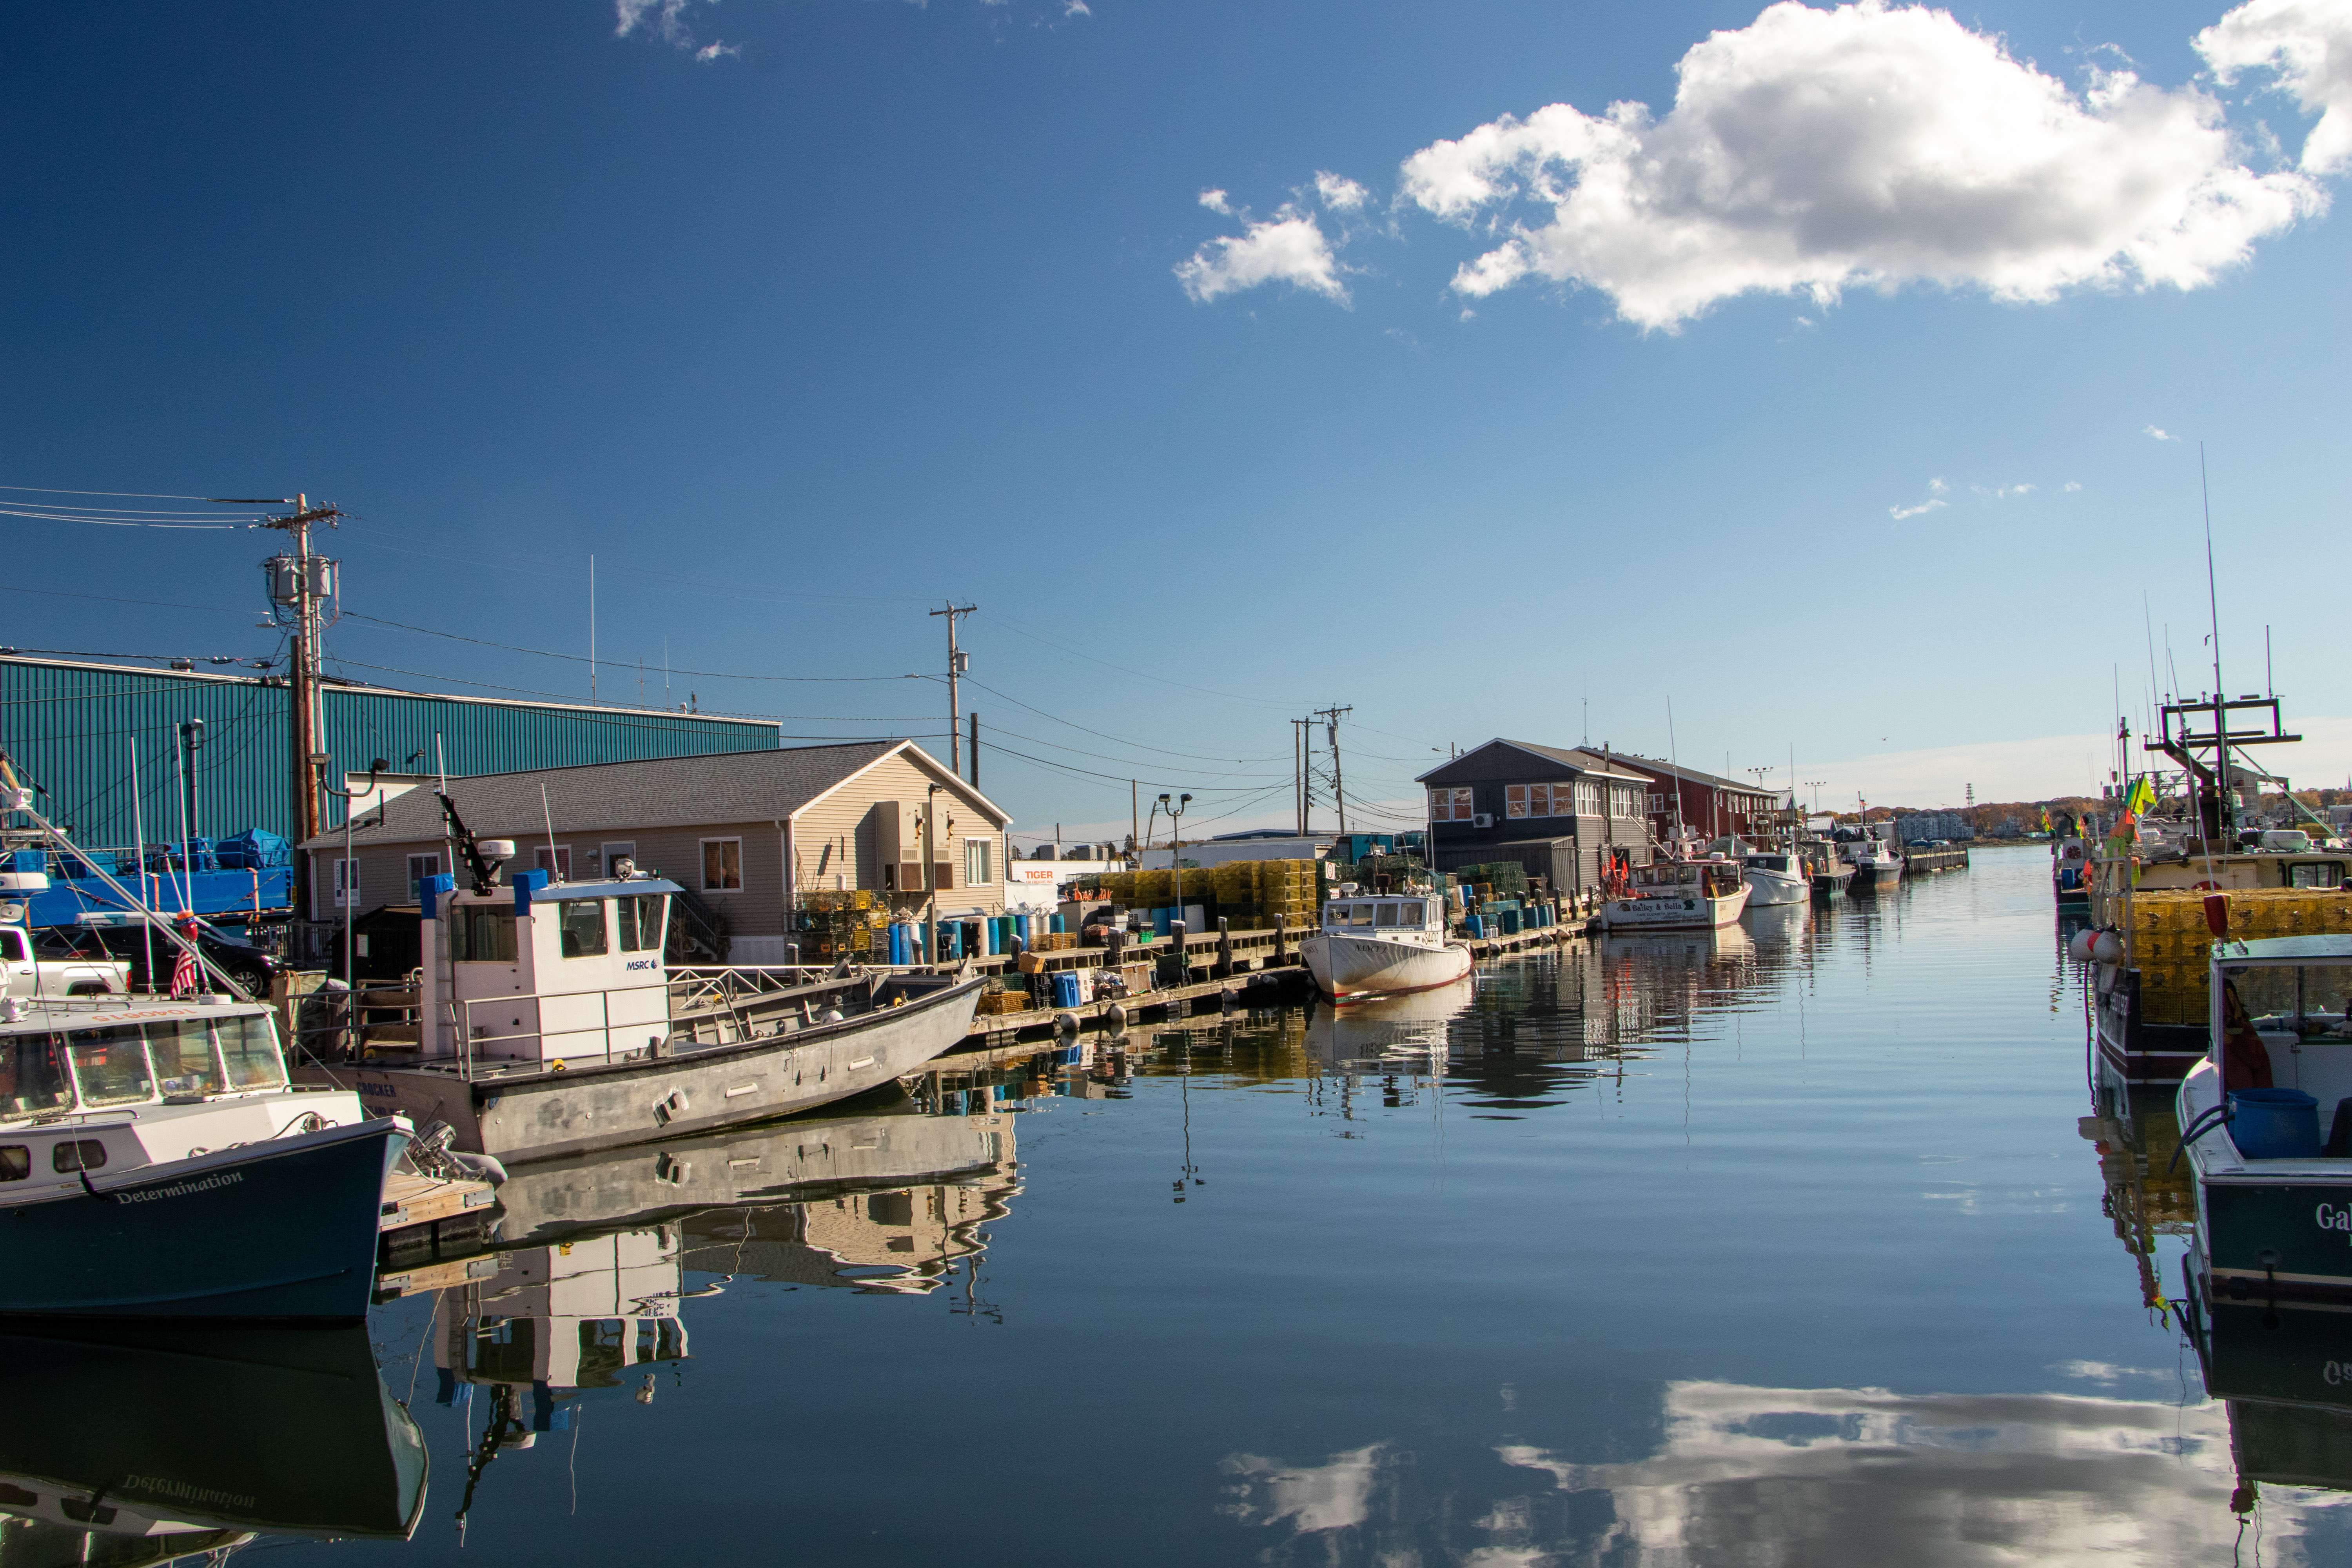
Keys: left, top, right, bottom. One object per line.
{"left": 1159, "top": 792, "right": 1192, "bottom": 953}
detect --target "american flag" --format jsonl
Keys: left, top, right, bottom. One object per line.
{"left": 170, "top": 922, "right": 200, "bottom": 997}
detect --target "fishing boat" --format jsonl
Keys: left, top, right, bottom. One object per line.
{"left": 1802, "top": 840, "right": 1853, "bottom": 897}
{"left": 2052, "top": 834, "right": 2094, "bottom": 909}
{"left": 1739, "top": 849, "right": 1810, "bottom": 907}
{"left": 1303, "top": 890, "right": 1473, "bottom": 1000}
{"left": 1844, "top": 827, "right": 1904, "bottom": 892}
{"left": 330, "top": 814, "right": 981, "bottom": 1165}
{"left": 1598, "top": 858, "right": 1751, "bottom": 931}
{"left": 0, "top": 1321, "right": 427, "bottom": 1560}
{"left": 0, "top": 995, "right": 407, "bottom": 1320}
{"left": 2176, "top": 933, "right": 2352, "bottom": 1306}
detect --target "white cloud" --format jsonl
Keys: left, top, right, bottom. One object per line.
{"left": 1395, "top": 1, "right": 2327, "bottom": 330}
{"left": 1314, "top": 171, "right": 1371, "bottom": 211}
{"left": 1065, "top": 0, "right": 1092, "bottom": 13}
{"left": 1220, "top": 1445, "right": 1388, "bottom": 1533}
{"left": 1197, "top": 188, "right": 1232, "bottom": 215}
{"left": 2063, "top": 479, "right": 2085, "bottom": 491}
{"left": 1990, "top": 482, "right": 2036, "bottom": 498}
{"left": 2198, "top": 0, "right": 2352, "bottom": 174}
{"left": 2145, "top": 423, "right": 2180, "bottom": 439}
{"left": 615, "top": 0, "right": 734, "bottom": 59}
{"left": 1890, "top": 497, "right": 1948, "bottom": 520}
{"left": 1176, "top": 208, "right": 1350, "bottom": 305}
{"left": 1928, "top": 476, "right": 1949, "bottom": 493}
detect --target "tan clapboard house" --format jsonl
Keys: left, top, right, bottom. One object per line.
{"left": 301, "top": 740, "right": 1009, "bottom": 964}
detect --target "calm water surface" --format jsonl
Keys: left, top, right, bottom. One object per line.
{"left": 34, "top": 846, "right": 2352, "bottom": 1564}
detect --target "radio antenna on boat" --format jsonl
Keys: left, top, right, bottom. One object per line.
{"left": 2201, "top": 443, "right": 2229, "bottom": 842}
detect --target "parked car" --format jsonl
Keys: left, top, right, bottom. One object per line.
{"left": 42, "top": 920, "right": 279, "bottom": 996}
{"left": 2, "top": 921, "right": 129, "bottom": 998}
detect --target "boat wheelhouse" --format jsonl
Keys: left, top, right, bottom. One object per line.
{"left": 333, "top": 848, "right": 982, "bottom": 1164}
{"left": 0, "top": 996, "right": 403, "bottom": 1319}
{"left": 1599, "top": 858, "right": 1751, "bottom": 931}
{"left": 1303, "top": 891, "right": 1472, "bottom": 1001}
{"left": 2176, "top": 935, "right": 2352, "bottom": 1305}
{"left": 1739, "top": 849, "right": 1809, "bottom": 908}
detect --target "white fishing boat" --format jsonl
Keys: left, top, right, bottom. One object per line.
{"left": 0, "top": 995, "right": 406, "bottom": 1320}
{"left": 1599, "top": 858, "right": 1751, "bottom": 931}
{"left": 1303, "top": 891, "right": 1473, "bottom": 1001}
{"left": 329, "top": 809, "right": 981, "bottom": 1165}
{"left": 1740, "top": 849, "right": 1810, "bottom": 907}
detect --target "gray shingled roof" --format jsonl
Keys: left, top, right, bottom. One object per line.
{"left": 1609, "top": 753, "right": 1776, "bottom": 795}
{"left": 1415, "top": 739, "right": 1650, "bottom": 784}
{"left": 301, "top": 740, "right": 992, "bottom": 849}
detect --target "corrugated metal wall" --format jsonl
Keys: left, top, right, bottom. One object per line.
{"left": 1, "top": 658, "right": 778, "bottom": 851}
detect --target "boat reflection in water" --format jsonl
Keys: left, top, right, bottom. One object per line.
{"left": 0, "top": 1323, "right": 426, "bottom": 1566}
{"left": 2191, "top": 1291, "right": 2352, "bottom": 1517}
{"left": 421, "top": 1094, "right": 1021, "bottom": 1526}
{"left": 1305, "top": 976, "right": 1470, "bottom": 1072}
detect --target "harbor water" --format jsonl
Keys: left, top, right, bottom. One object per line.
{"left": 42, "top": 846, "right": 2350, "bottom": 1563}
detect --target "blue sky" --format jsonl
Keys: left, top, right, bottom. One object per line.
{"left": 3, "top": 0, "right": 2347, "bottom": 836}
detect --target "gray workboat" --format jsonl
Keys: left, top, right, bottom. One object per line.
{"left": 321, "top": 807, "right": 981, "bottom": 1165}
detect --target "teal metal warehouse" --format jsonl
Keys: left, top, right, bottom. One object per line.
{"left": 0, "top": 655, "right": 779, "bottom": 855}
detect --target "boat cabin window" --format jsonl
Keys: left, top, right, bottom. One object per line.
{"left": 216, "top": 1014, "right": 287, "bottom": 1091}
{"left": 560, "top": 899, "right": 610, "bottom": 959}
{"left": 1751, "top": 855, "right": 1788, "bottom": 872}
{"left": 1375, "top": 903, "right": 1400, "bottom": 927}
{"left": 147, "top": 1018, "right": 223, "bottom": 1096}
{"left": 450, "top": 905, "right": 519, "bottom": 964}
{"left": 53, "top": 1139, "right": 106, "bottom": 1172}
{"left": 2288, "top": 862, "right": 2346, "bottom": 890}
{"left": 617, "top": 894, "right": 666, "bottom": 954}
{"left": 0, "top": 1146, "right": 26, "bottom": 1180}
{"left": 1401, "top": 901, "right": 1425, "bottom": 927}
{"left": 1347, "top": 903, "right": 1374, "bottom": 927}
{"left": 2226, "top": 964, "right": 2352, "bottom": 1039}
{"left": 68, "top": 1025, "right": 154, "bottom": 1107}
{"left": 0, "top": 1034, "right": 71, "bottom": 1117}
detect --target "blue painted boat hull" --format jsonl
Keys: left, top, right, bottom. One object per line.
{"left": 0, "top": 1118, "right": 408, "bottom": 1321}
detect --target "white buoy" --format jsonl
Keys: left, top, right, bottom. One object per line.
{"left": 1105, "top": 1002, "right": 1129, "bottom": 1030}
{"left": 1054, "top": 1011, "right": 1080, "bottom": 1034}
{"left": 2067, "top": 929, "right": 2098, "bottom": 962}
{"left": 2091, "top": 931, "right": 2124, "bottom": 964}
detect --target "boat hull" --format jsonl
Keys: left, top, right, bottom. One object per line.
{"left": 1599, "top": 882, "right": 1753, "bottom": 931}
{"left": 2092, "top": 967, "right": 2206, "bottom": 1086}
{"left": 345, "top": 976, "right": 984, "bottom": 1165}
{"left": 1849, "top": 861, "right": 1903, "bottom": 890}
{"left": 1301, "top": 933, "right": 1474, "bottom": 1000}
{"left": 0, "top": 1118, "right": 408, "bottom": 1321}
{"left": 1742, "top": 869, "right": 1809, "bottom": 907}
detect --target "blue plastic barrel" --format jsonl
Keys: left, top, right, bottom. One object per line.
{"left": 1466, "top": 914, "right": 1485, "bottom": 938}
{"left": 1053, "top": 971, "right": 1082, "bottom": 1009}
{"left": 2232, "top": 1088, "right": 2322, "bottom": 1158}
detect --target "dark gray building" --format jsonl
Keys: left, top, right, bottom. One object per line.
{"left": 1416, "top": 740, "right": 1654, "bottom": 892}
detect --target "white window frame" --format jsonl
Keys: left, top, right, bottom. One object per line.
{"left": 331, "top": 857, "right": 361, "bottom": 909}
{"left": 964, "top": 837, "right": 993, "bottom": 887}
{"left": 406, "top": 853, "right": 442, "bottom": 901}
{"left": 701, "top": 837, "right": 743, "bottom": 893}
{"left": 1505, "top": 784, "right": 1530, "bottom": 819}
{"left": 599, "top": 840, "right": 637, "bottom": 878}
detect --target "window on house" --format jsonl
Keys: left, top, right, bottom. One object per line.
{"left": 601, "top": 841, "right": 637, "bottom": 878}
{"left": 701, "top": 838, "right": 742, "bottom": 892}
{"left": 532, "top": 845, "right": 572, "bottom": 882}
{"left": 1575, "top": 781, "right": 1600, "bottom": 815}
{"left": 559, "top": 899, "right": 609, "bottom": 958}
{"left": 405, "top": 853, "right": 443, "bottom": 903}
{"left": 1505, "top": 785, "right": 1530, "bottom": 819}
{"left": 331, "top": 857, "right": 360, "bottom": 909}
{"left": 964, "top": 837, "right": 993, "bottom": 887}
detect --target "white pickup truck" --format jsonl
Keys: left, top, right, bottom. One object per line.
{"left": 0, "top": 920, "right": 130, "bottom": 998}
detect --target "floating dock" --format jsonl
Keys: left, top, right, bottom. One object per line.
{"left": 1904, "top": 846, "right": 1971, "bottom": 875}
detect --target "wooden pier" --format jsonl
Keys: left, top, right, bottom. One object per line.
{"left": 1904, "top": 846, "right": 1971, "bottom": 875}
{"left": 379, "top": 1168, "right": 499, "bottom": 1265}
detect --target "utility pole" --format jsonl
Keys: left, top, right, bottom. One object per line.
{"left": 1315, "top": 706, "right": 1352, "bottom": 833}
{"left": 254, "top": 492, "right": 344, "bottom": 916}
{"left": 1293, "top": 719, "right": 1308, "bottom": 835}
{"left": 931, "top": 603, "right": 977, "bottom": 776}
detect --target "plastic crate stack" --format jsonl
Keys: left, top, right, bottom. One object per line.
{"left": 795, "top": 888, "right": 887, "bottom": 961}
{"left": 2127, "top": 887, "right": 2352, "bottom": 1025}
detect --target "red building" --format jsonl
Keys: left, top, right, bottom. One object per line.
{"left": 1610, "top": 755, "right": 1785, "bottom": 843}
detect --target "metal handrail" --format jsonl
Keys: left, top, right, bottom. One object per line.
{"left": 442, "top": 976, "right": 677, "bottom": 1081}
